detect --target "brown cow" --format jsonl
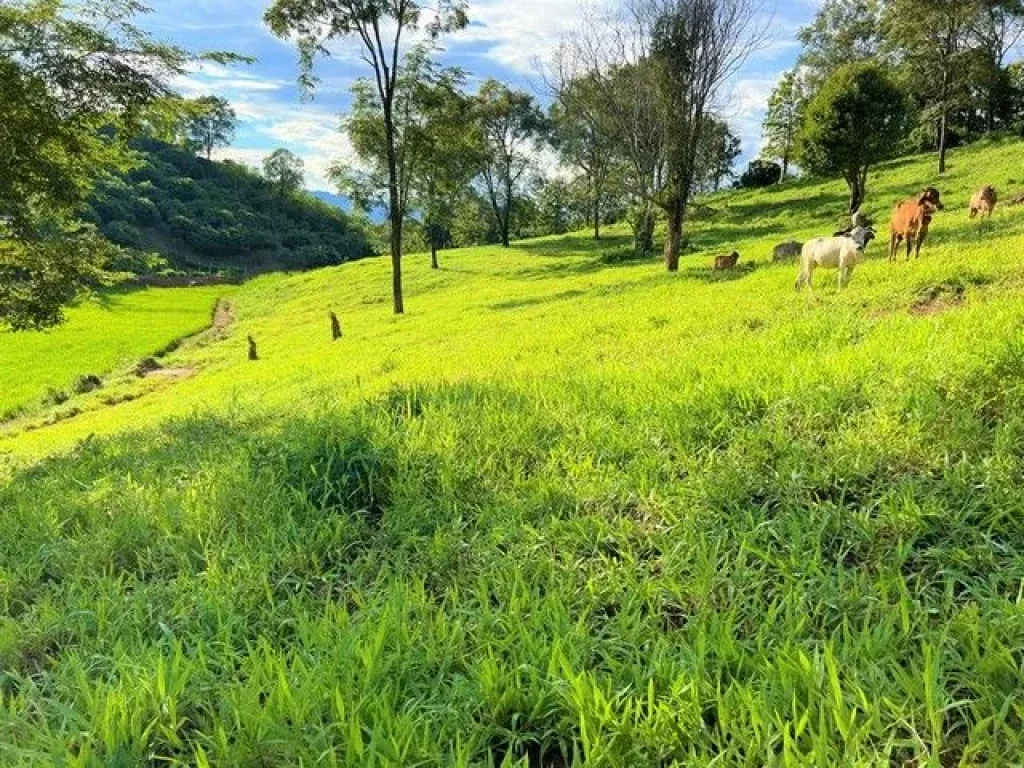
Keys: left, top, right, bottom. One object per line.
{"left": 888, "top": 187, "right": 944, "bottom": 262}
{"left": 969, "top": 185, "right": 997, "bottom": 219}
{"left": 714, "top": 251, "right": 740, "bottom": 270}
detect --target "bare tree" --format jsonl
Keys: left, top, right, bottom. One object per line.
{"left": 635, "top": 0, "right": 767, "bottom": 270}
{"left": 551, "top": 16, "right": 666, "bottom": 255}
{"left": 554, "top": 0, "right": 764, "bottom": 263}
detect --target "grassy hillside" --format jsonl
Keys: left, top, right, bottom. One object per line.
{"left": 2, "top": 138, "right": 1024, "bottom": 765}
{"left": 0, "top": 286, "right": 224, "bottom": 421}
{"left": 86, "top": 139, "right": 372, "bottom": 274}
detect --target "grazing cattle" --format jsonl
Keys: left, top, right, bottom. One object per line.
{"left": 773, "top": 241, "right": 802, "bottom": 262}
{"left": 795, "top": 226, "right": 876, "bottom": 292}
{"left": 888, "top": 187, "right": 943, "bottom": 262}
{"left": 714, "top": 251, "right": 740, "bottom": 270}
{"left": 969, "top": 185, "right": 998, "bottom": 219}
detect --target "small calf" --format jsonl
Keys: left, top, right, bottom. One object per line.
{"left": 714, "top": 251, "right": 740, "bottom": 270}
{"left": 773, "top": 241, "right": 802, "bottom": 262}
{"left": 969, "top": 185, "right": 997, "bottom": 219}
{"left": 795, "top": 226, "right": 875, "bottom": 291}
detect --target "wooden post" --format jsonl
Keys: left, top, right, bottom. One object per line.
{"left": 247, "top": 335, "right": 258, "bottom": 361}
{"left": 330, "top": 312, "right": 342, "bottom": 341}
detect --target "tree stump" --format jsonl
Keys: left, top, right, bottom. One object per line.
{"left": 247, "top": 335, "right": 258, "bottom": 361}
{"left": 330, "top": 312, "right": 342, "bottom": 340}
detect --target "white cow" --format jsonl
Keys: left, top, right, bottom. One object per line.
{"left": 795, "top": 226, "right": 875, "bottom": 292}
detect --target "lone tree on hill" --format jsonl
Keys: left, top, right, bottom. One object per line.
{"left": 473, "top": 80, "right": 547, "bottom": 248}
{"left": 187, "top": 96, "right": 237, "bottom": 160}
{"left": 332, "top": 51, "right": 479, "bottom": 271}
{"left": 762, "top": 69, "right": 805, "bottom": 180}
{"left": 266, "top": 0, "right": 469, "bottom": 315}
{"left": 263, "top": 148, "right": 305, "bottom": 193}
{"left": 798, "top": 62, "right": 909, "bottom": 213}
{"left": 641, "top": 0, "right": 767, "bottom": 271}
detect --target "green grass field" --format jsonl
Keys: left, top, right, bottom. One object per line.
{"left": 2, "top": 138, "right": 1024, "bottom": 765}
{"left": 0, "top": 286, "right": 225, "bottom": 421}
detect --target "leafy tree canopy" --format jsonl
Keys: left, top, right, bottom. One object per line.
{"left": 799, "top": 62, "right": 910, "bottom": 212}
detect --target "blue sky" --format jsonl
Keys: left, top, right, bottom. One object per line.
{"left": 143, "top": 0, "right": 823, "bottom": 190}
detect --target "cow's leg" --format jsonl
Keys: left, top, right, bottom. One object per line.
{"left": 889, "top": 234, "right": 901, "bottom": 262}
{"left": 840, "top": 263, "right": 855, "bottom": 290}
{"left": 915, "top": 234, "right": 924, "bottom": 259}
{"left": 906, "top": 237, "right": 914, "bottom": 261}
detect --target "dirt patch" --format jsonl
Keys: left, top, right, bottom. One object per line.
{"left": 910, "top": 281, "right": 966, "bottom": 316}
{"left": 144, "top": 367, "right": 195, "bottom": 381}
{"left": 213, "top": 299, "right": 234, "bottom": 329}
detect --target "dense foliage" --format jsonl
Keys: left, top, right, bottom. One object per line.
{"left": 85, "top": 139, "right": 372, "bottom": 274}
{"left": 0, "top": 0, "right": 196, "bottom": 329}
{"left": 790, "top": 0, "right": 1024, "bottom": 174}
{"left": 799, "top": 63, "right": 910, "bottom": 212}
{"left": 739, "top": 159, "right": 783, "bottom": 188}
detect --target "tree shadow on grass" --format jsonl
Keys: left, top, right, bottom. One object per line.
{"left": 678, "top": 263, "right": 759, "bottom": 284}
{"left": 514, "top": 233, "right": 635, "bottom": 259}
{"left": 78, "top": 283, "right": 150, "bottom": 311}
{"left": 488, "top": 289, "right": 588, "bottom": 311}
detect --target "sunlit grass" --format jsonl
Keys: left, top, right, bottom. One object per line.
{"left": 0, "top": 286, "right": 224, "bottom": 421}
{"left": 2, "top": 138, "right": 1024, "bottom": 765}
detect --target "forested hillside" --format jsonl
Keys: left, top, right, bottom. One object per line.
{"left": 85, "top": 139, "right": 373, "bottom": 275}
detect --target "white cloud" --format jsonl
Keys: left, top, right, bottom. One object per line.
{"left": 452, "top": 0, "right": 591, "bottom": 74}
{"left": 264, "top": 114, "right": 357, "bottom": 189}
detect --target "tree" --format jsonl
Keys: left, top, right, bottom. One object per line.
{"left": 331, "top": 51, "right": 477, "bottom": 270}
{"left": 263, "top": 148, "right": 305, "bottom": 193}
{"left": 0, "top": 0, "right": 225, "bottom": 330}
{"left": 1011, "top": 61, "right": 1024, "bottom": 131}
{"left": 473, "top": 80, "right": 546, "bottom": 248}
{"left": 798, "top": 0, "right": 884, "bottom": 88}
{"left": 548, "top": 66, "right": 617, "bottom": 239}
{"left": 642, "top": 0, "right": 765, "bottom": 271}
{"left": 266, "top": 0, "right": 469, "bottom": 316}
{"left": 739, "top": 159, "right": 782, "bottom": 187}
{"left": 762, "top": 70, "right": 805, "bottom": 180}
{"left": 968, "top": 0, "right": 1024, "bottom": 131}
{"left": 884, "top": 0, "right": 979, "bottom": 173}
{"left": 695, "top": 118, "right": 742, "bottom": 192}
{"left": 186, "top": 96, "right": 237, "bottom": 160}
{"left": 799, "top": 62, "right": 910, "bottom": 213}
{"left": 412, "top": 75, "right": 481, "bottom": 269}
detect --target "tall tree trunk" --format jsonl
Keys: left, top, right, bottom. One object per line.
{"left": 663, "top": 196, "right": 683, "bottom": 272}
{"left": 501, "top": 176, "right": 513, "bottom": 247}
{"left": 781, "top": 153, "right": 789, "bottom": 182}
{"left": 847, "top": 170, "right": 864, "bottom": 215}
{"left": 429, "top": 225, "right": 439, "bottom": 269}
{"left": 592, "top": 194, "right": 601, "bottom": 240}
{"left": 384, "top": 105, "right": 403, "bottom": 314}
{"left": 938, "top": 109, "right": 949, "bottom": 174}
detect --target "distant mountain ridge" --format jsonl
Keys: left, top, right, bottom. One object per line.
{"left": 311, "top": 190, "right": 388, "bottom": 224}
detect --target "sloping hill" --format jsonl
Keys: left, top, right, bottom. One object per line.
{"left": 2, "top": 138, "right": 1024, "bottom": 764}
{"left": 86, "top": 139, "right": 373, "bottom": 274}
